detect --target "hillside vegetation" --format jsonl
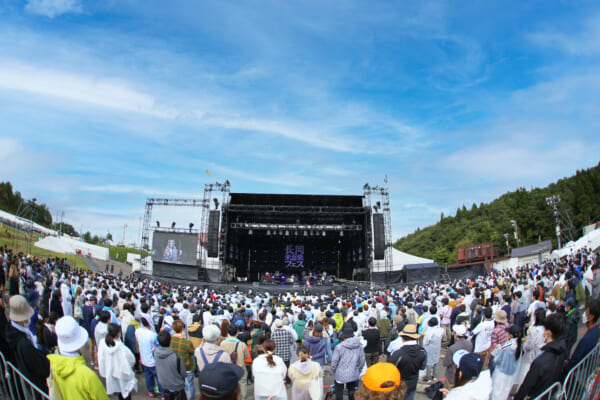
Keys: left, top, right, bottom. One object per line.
{"left": 394, "top": 162, "right": 600, "bottom": 265}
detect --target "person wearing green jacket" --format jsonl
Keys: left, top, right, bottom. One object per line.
{"left": 47, "top": 316, "right": 109, "bottom": 400}
{"left": 293, "top": 313, "right": 307, "bottom": 343}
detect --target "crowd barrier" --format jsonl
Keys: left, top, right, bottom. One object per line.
{"left": 0, "top": 350, "right": 50, "bottom": 400}
{"left": 534, "top": 343, "right": 600, "bottom": 400}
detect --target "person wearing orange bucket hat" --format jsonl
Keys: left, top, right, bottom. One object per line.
{"left": 358, "top": 362, "right": 407, "bottom": 400}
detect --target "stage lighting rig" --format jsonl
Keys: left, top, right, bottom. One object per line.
{"left": 171, "top": 222, "right": 176, "bottom": 229}
{"left": 156, "top": 221, "right": 160, "bottom": 228}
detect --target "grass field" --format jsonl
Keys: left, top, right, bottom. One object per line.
{"left": 0, "top": 226, "right": 89, "bottom": 270}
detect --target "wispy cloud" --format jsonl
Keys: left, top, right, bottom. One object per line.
{"left": 25, "top": 0, "right": 82, "bottom": 18}
{"left": 0, "top": 61, "right": 177, "bottom": 118}
{"left": 527, "top": 14, "right": 600, "bottom": 55}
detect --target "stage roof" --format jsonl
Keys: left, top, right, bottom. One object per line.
{"left": 229, "top": 193, "right": 364, "bottom": 207}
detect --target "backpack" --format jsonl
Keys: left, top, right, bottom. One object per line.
{"left": 199, "top": 347, "right": 224, "bottom": 366}
{"left": 229, "top": 342, "right": 240, "bottom": 364}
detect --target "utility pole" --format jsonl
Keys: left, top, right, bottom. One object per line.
{"left": 122, "top": 223, "right": 128, "bottom": 246}
{"left": 546, "top": 195, "right": 561, "bottom": 249}
{"left": 504, "top": 233, "right": 510, "bottom": 255}
{"left": 510, "top": 220, "right": 520, "bottom": 247}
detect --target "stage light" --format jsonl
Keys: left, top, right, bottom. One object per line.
{"left": 285, "top": 230, "right": 290, "bottom": 236}
{"left": 213, "top": 198, "right": 220, "bottom": 209}
{"left": 267, "top": 230, "right": 271, "bottom": 235}
{"left": 156, "top": 221, "right": 160, "bottom": 227}
{"left": 249, "top": 229, "right": 253, "bottom": 235}
{"left": 189, "top": 222, "right": 194, "bottom": 232}
{"left": 304, "top": 231, "right": 308, "bottom": 236}
{"left": 322, "top": 231, "right": 326, "bottom": 236}
{"left": 340, "top": 231, "right": 344, "bottom": 237}
{"left": 376, "top": 201, "right": 381, "bottom": 209}
{"left": 171, "top": 222, "right": 176, "bottom": 229}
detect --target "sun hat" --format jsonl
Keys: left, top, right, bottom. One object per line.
{"left": 361, "top": 362, "right": 401, "bottom": 392}
{"left": 452, "top": 324, "right": 467, "bottom": 337}
{"left": 55, "top": 316, "right": 89, "bottom": 353}
{"left": 9, "top": 295, "right": 34, "bottom": 322}
{"left": 274, "top": 319, "right": 284, "bottom": 328}
{"left": 452, "top": 350, "right": 483, "bottom": 380}
{"left": 494, "top": 309, "right": 507, "bottom": 324}
{"left": 199, "top": 362, "right": 245, "bottom": 398}
{"left": 399, "top": 324, "right": 420, "bottom": 340}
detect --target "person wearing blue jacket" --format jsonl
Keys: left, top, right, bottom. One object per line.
{"left": 563, "top": 298, "right": 600, "bottom": 375}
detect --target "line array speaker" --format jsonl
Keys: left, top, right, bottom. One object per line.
{"left": 207, "top": 210, "right": 220, "bottom": 257}
{"left": 373, "top": 213, "right": 385, "bottom": 260}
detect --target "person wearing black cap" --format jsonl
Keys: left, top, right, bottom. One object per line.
{"left": 438, "top": 350, "right": 491, "bottom": 399}
{"left": 198, "top": 362, "right": 245, "bottom": 400}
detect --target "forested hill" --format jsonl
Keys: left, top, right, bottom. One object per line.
{"left": 394, "top": 162, "right": 600, "bottom": 265}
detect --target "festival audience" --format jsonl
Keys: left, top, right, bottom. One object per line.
{"left": 1, "top": 244, "right": 600, "bottom": 400}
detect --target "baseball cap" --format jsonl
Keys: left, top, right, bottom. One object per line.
{"left": 361, "top": 362, "right": 400, "bottom": 392}
{"left": 452, "top": 350, "right": 483, "bottom": 380}
{"left": 198, "top": 361, "right": 244, "bottom": 398}
{"left": 452, "top": 324, "right": 467, "bottom": 337}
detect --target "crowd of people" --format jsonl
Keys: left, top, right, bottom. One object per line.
{"left": 1, "top": 243, "right": 599, "bottom": 400}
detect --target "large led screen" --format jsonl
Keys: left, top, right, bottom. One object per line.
{"left": 152, "top": 232, "right": 199, "bottom": 266}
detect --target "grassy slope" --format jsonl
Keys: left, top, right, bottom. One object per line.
{"left": 0, "top": 225, "right": 89, "bottom": 270}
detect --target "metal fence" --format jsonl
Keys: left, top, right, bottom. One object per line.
{"left": 532, "top": 381, "right": 562, "bottom": 400}
{"left": 563, "top": 343, "right": 600, "bottom": 400}
{"left": 0, "top": 350, "right": 50, "bottom": 400}
{"left": 533, "top": 343, "right": 600, "bottom": 400}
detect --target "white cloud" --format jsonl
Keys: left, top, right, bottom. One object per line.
{"left": 25, "top": 0, "right": 82, "bottom": 18}
{"left": 0, "top": 61, "right": 177, "bottom": 118}
{"left": 527, "top": 14, "right": 600, "bottom": 55}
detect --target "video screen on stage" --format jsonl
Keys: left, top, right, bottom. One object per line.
{"left": 152, "top": 232, "right": 199, "bottom": 266}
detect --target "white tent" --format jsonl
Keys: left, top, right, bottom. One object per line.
{"left": 35, "top": 236, "right": 110, "bottom": 260}
{"left": 0, "top": 209, "right": 57, "bottom": 236}
{"left": 372, "top": 247, "right": 434, "bottom": 273}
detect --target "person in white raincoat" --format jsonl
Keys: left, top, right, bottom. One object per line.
{"left": 490, "top": 324, "right": 523, "bottom": 400}
{"left": 422, "top": 317, "right": 444, "bottom": 382}
{"left": 98, "top": 322, "right": 137, "bottom": 399}
{"left": 288, "top": 346, "right": 323, "bottom": 400}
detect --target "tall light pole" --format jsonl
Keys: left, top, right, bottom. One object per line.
{"left": 546, "top": 195, "right": 561, "bottom": 249}
{"left": 510, "top": 220, "right": 520, "bottom": 247}
{"left": 504, "top": 233, "right": 510, "bottom": 254}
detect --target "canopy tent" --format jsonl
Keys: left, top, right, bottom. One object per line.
{"left": 371, "top": 248, "right": 436, "bottom": 284}
{"left": 35, "top": 236, "right": 109, "bottom": 260}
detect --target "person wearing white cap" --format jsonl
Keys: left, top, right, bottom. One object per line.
{"left": 5, "top": 295, "right": 50, "bottom": 394}
{"left": 47, "top": 316, "right": 109, "bottom": 400}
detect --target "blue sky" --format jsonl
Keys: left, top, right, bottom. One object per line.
{"left": 1, "top": 0, "right": 599, "bottom": 246}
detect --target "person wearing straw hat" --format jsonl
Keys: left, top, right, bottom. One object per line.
{"left": 388, "top": 324, "right": 426, "bottom": 400}
{"left": 5, "top": 294, "right": 50, "bottom": 394}
{"left": 357, "top": 362, "right": 407, "bottom": 400}
{"left": 47, "top": 316, "right": 109, "bottom": 400}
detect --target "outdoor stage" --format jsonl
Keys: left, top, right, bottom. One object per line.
{"left": 140, "top": 183, "right": 394, "bottom": 285}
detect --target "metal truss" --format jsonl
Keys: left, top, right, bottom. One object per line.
{"left": 140, "top": 197, "right": 207, "bottom": 275}
{"left": 363, "top": 183, "right": 393, "bottom": 285}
